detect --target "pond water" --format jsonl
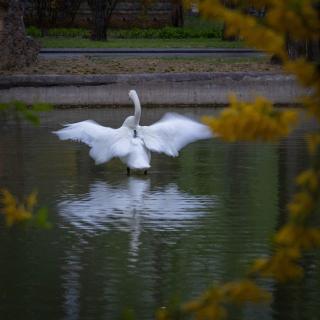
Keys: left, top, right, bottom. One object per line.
{"left": 0, "top": 107, "right": 319, "bottom": 320}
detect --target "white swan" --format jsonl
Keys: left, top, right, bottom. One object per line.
{"left": 54, "top": 90, "right": 213, "bottom": 174}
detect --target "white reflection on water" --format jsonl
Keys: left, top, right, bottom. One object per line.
{"left": 61, "top": 248, "right": 82, "bottom": 320}
{"left": 58, "top": 178, "right": 217, "bottom": 319}
{"left": 58, "top": 177, "right": 217, "bottom": 255}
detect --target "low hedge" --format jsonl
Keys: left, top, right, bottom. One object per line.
{"left": 27, "top": 26, "right": 223, "bottom": 39}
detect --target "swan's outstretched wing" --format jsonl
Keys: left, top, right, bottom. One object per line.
{"left": 53, "top": 120, "right": 131, "bottom": 164}
{"left": 141, "top": 113, "right": 213, "bottom": 157}
{"left": 53, "top": 120, "right": 110, "bottom": 146}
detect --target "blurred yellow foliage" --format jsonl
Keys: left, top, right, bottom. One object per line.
{"left": 250, "top": 249, "right": 304, "bottom": 282}
{"left": 296, "top": 169, "right": 319, "bottom": 192}
{"left": 203, "top": 96, "right": 297, "bottom": 142}
{"left": 220, "top": 280, "right": 271, "bottom": 304}
{"left": 1, "top": 189, "right": 35, "bottom": 227}
{"left": 307, "top": 133, "right": 320, "bottom": 155}
{"left": 287, "top": 191, "right": 316, "bottom": 217}
{"left": 159, "top": 0, "right": 320, "bottom": 319}
{"left": 1, "top": 189, "right": 50, "bottom": 228}
{"left": 169, "top": 280, "right": 270, "bottom": 319}
{"left": 277, "top": 225, "right": 320, "bottom": 249}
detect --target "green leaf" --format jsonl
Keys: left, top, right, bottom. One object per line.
{"left": 34, "top": 207, "right": 51, "bottom": 229}
{"left": 0, "top": 103, "right": 10, "bottom": 111}
{"left": 31, "top": 103, "right": 52, "bottom": 112}
{"left": 23, "top": 110, "right": 40, "bottom": 126}
{"left": 13, "top": 101, "right": 27, "bottom": 112}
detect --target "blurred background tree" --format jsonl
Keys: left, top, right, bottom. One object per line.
{"left": 33, "top": 0, "right": 83, "bottom": 33}
{"left": 0, "top": 0, "right": 39, "bottom": 70}
{"left": 171, "top": 0, "right": 184, "bottom": 27}
{"left": 87, "top": 0, "right": 118, "bottom": 40}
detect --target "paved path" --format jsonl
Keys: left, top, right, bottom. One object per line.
{"left": 40, "top": 48, "right": 264, "bottom": 59}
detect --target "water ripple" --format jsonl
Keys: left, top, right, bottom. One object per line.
{"left": 58, "top": 178, "right": 218, "bottom": 237}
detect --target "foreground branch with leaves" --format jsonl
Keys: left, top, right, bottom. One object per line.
{"left": 0, "top": 101, "right": 52, "bottom": 229}
{"left": 157, "top": 0, "right": 320, "bottom": 319}
{"left": 1, "top": 189, "right": 51, "bottom": 228}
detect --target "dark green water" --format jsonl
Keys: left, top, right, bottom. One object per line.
{"left": 0, "top": 107, "right": 319, "bottom": 320}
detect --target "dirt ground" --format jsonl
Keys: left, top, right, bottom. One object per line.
{"left": 0, "top": 56, "right": 282, "bottom": 75}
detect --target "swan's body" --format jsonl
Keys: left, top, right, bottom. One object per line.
{"left": 54, "top": 90, "right": 213, "bottom": 173}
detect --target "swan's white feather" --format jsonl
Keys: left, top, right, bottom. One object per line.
{"left": 53, "top": 120, "right": 132, "bottom": 164}
{"left": 120, "top": 138, "right": 151, "bottom": 169}
{"left": 53, "top": 120, "right": 109, "bottom": 146}
{"left": 140, "top": 113, "right": 213, "bottom": 157}
{"left": 53, "top": 91, "right": 213, "bottom": 170}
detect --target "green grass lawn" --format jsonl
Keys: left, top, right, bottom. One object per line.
{"left": 38, "top": 37, "right": 245, "bottom": 49}
{"left": 30, "top": 15, "right": 244, "bottom": 49}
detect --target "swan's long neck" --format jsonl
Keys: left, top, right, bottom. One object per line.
{"left": 132, "top": 94, "right": 141, "bottom": 127}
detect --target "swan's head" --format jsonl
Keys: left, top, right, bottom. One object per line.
{"left": 128, "top": 90, "right": 139, "bottom": 103}
{"left": 122, "top": 116, "right": 136, "bottom": 129}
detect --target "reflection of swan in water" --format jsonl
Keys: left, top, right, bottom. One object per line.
{"left": 61, "top": 248, "right": 81, "bottom": 320}
{"left": 58, "top": 178, "right": 217, "bottom": 256}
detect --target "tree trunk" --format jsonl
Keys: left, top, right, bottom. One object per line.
{"left": 171, "top": 1, "right": 184, "bottom": 27}
{"left": 88, "top": 0, "right": 109, "bottom": 41}
{"left": 222, "top": 0, "right": 237, "bottom": 41}
{"left": 222, "top": 22, "right": 237, "bottom": 41}
{"left": 66, "top": 0, "right": 83, "bottom": 26}
{"left": 306, "top": 39, "right": 320, "bottom": 61}
{"left": 286, "top": 36, "right": 320, "bottom": 61}
{"left": 0, "top": 0, "right": 40, "bottom": 70}
{"left": 34, "top": 0, "right": 48, "bottom": 36}
{"left": 286, "top": 37, "right": 307, "bottom": 59}
{"left": 91, "top": 8, "right": 107, "bottom": 40}
{"left": 87, "top": 0, "right": 118, "bottom": 41}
